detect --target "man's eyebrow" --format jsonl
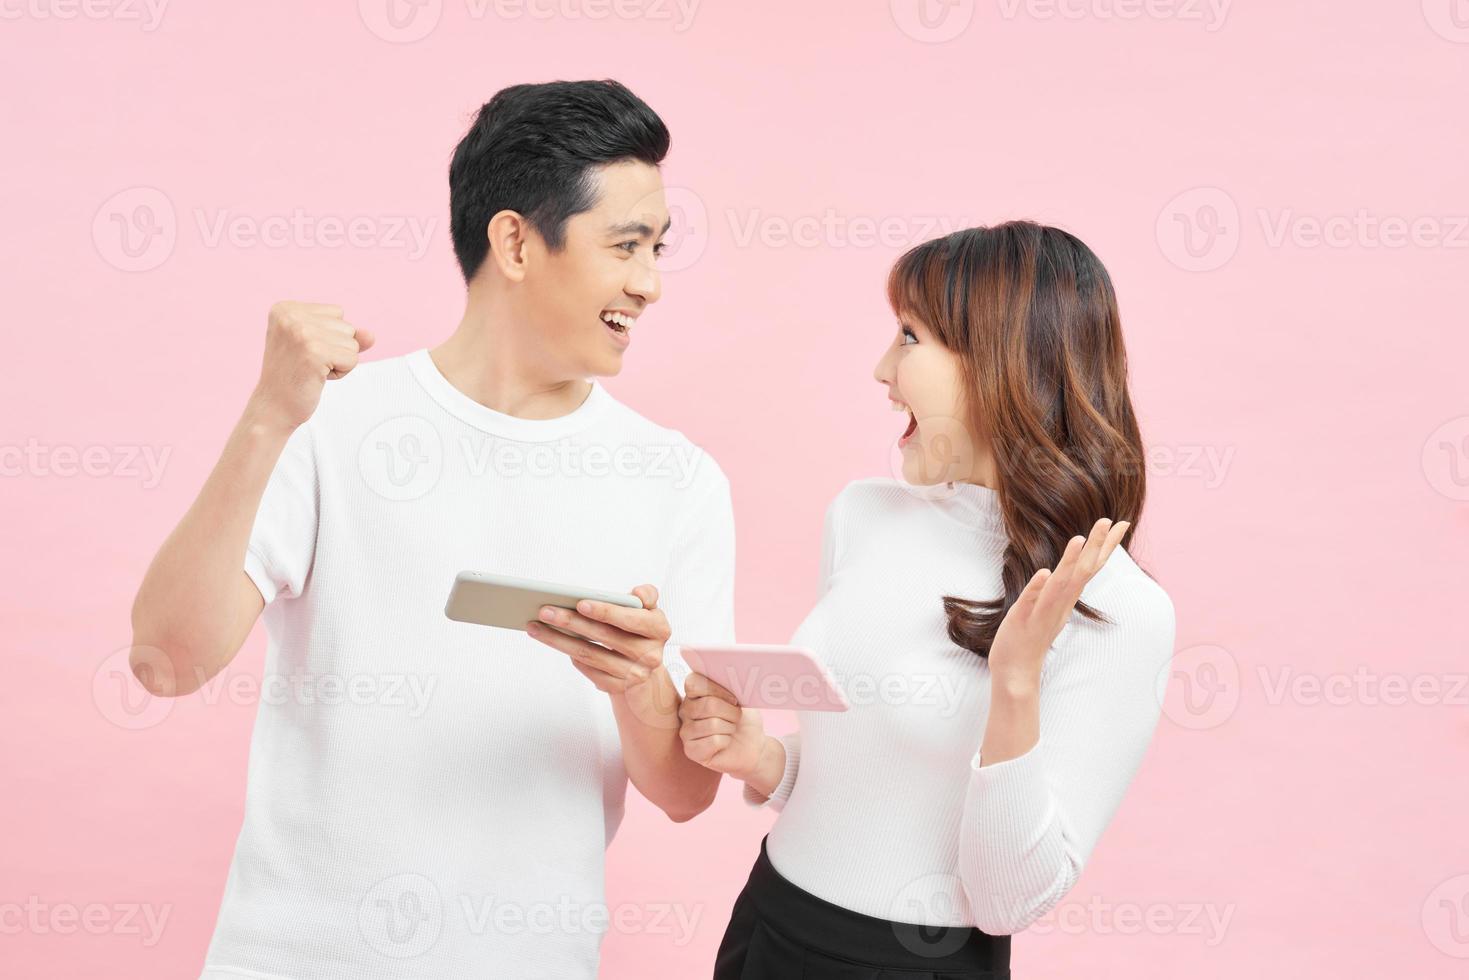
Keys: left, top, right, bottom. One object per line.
{"left": 606, "top": 216, "right": 673, "bottom": 238}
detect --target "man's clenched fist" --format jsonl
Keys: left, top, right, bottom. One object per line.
{"left": 248, "top": 302, "right": 375, "bottom": 431}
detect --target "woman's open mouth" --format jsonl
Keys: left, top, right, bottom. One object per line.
{"left": 898, "top": 409, "right": 918, "bottom": 447}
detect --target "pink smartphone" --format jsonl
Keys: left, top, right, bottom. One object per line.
{"left": 679, "top": 644, "right": 850, "bottom": 712}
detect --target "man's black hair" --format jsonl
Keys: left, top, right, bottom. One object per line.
{"left": 448, "top": 79, "right": 670, "bottom": 284}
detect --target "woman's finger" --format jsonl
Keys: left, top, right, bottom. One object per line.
{"left": 681, "top": 695, "right": 740, "bottom": 724}
{"left": 679, "top": 716, "right": 734, "bottom": 741}
{"left": 684, "top": 671, "right": 740, "bottom": 705}
{"left": 1094, "top": 520, "right": 1129, "bottom": 572}
{"left": 1011, "top": 568, "right": 1051, "bottom": 622}
{"left": 684, "top": 733, "right": 732, "bottom": 763}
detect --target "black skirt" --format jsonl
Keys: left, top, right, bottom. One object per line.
{"left": 713, "top": 836, "right": 1012, "bottom": 979}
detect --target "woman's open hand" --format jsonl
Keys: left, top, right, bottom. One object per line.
{"left": 988, "top": 518, "right": 1130, "bottom": 682}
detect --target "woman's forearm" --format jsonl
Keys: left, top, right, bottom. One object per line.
{"left": 734, "top": 734, "right": 788, "bottom": 799}
{"left": 978, "top": 666, "right": 1042, "bottom": 766}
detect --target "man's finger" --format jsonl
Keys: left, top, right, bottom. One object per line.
{"left": 539, "top": 605, "right": 628, "bottom": 655}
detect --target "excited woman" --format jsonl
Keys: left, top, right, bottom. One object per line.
{"left": 680, "top": 221, "right": 1176, "bottom": 979}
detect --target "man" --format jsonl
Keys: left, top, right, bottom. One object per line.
{"left": 129, "top": 79, "right": 734, "bottom": 978}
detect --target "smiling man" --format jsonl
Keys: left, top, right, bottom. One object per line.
{"left": 128, "top": 80, "right": 735, "bottom": 979}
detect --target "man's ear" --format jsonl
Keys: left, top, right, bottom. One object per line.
{"left": 486, "top": 209, "right": 531, "bottom": 283}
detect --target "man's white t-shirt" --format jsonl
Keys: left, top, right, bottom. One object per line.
{"left": 199, "top": 348, "right": 735, "bottom": 980}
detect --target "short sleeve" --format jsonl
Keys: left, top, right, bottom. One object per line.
{"left": 244, "top": 420, "right": 320, "bottom": 605}
{"left": 660, "top": 456, "right": 737, "bottom": 698}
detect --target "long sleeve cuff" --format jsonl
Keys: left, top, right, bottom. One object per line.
{"left": 743, "top": 733, "right": 800, "bottom": 811}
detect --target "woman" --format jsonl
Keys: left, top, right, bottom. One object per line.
{"left": 679, "top": 221, "right": 1176, "bottom": 978}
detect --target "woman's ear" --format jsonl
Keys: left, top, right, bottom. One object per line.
{"left": 486, "top": 209, "right": 530, "bottom": 283}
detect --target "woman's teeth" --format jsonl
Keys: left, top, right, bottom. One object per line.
{"left": 601, "top": 311, "right": 636, "bottom": 332}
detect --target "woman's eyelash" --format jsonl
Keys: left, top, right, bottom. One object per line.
{"left": 901, "top": 326, "right": 918, "bottom": 344}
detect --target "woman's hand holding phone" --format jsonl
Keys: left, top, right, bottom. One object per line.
{"left": 679, "top": 672, "right": 787, "bottom": 799}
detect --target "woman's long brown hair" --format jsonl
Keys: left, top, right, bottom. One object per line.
{"left": 886, "top": 221, "right": 1145, "bottom": 659}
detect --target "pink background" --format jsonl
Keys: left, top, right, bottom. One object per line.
{"left": 4, "top": 1, "right": 1467, "bottom": 977}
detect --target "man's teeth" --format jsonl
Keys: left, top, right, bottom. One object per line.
{"left": 601, "top": 311, "right": 636, "bottom": 330}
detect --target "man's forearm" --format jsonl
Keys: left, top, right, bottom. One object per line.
{"left": 610, "top": 667, "right": 721, "bottom": 822}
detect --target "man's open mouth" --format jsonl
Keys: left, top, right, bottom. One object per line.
{"left": 601, "top": 310, "right": 636, "bottom": 336}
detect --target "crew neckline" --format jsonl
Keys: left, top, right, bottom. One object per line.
{"left": 406, "top": 348, "right": 611, "bottom": 441}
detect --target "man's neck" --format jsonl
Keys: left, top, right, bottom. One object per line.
{"left": 429, "top": 296, "right": 592, "bottom": 421}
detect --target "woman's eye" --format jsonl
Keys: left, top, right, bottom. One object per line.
{"left": 901, "top": 327, "right": 918, "bottom": 345}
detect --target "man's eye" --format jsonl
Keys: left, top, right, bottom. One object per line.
{"left": 652, "top": 241, "right": 667, "bottom": 257}
{"left": 617, "top": 241, "right": 639, "bottom": 253}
